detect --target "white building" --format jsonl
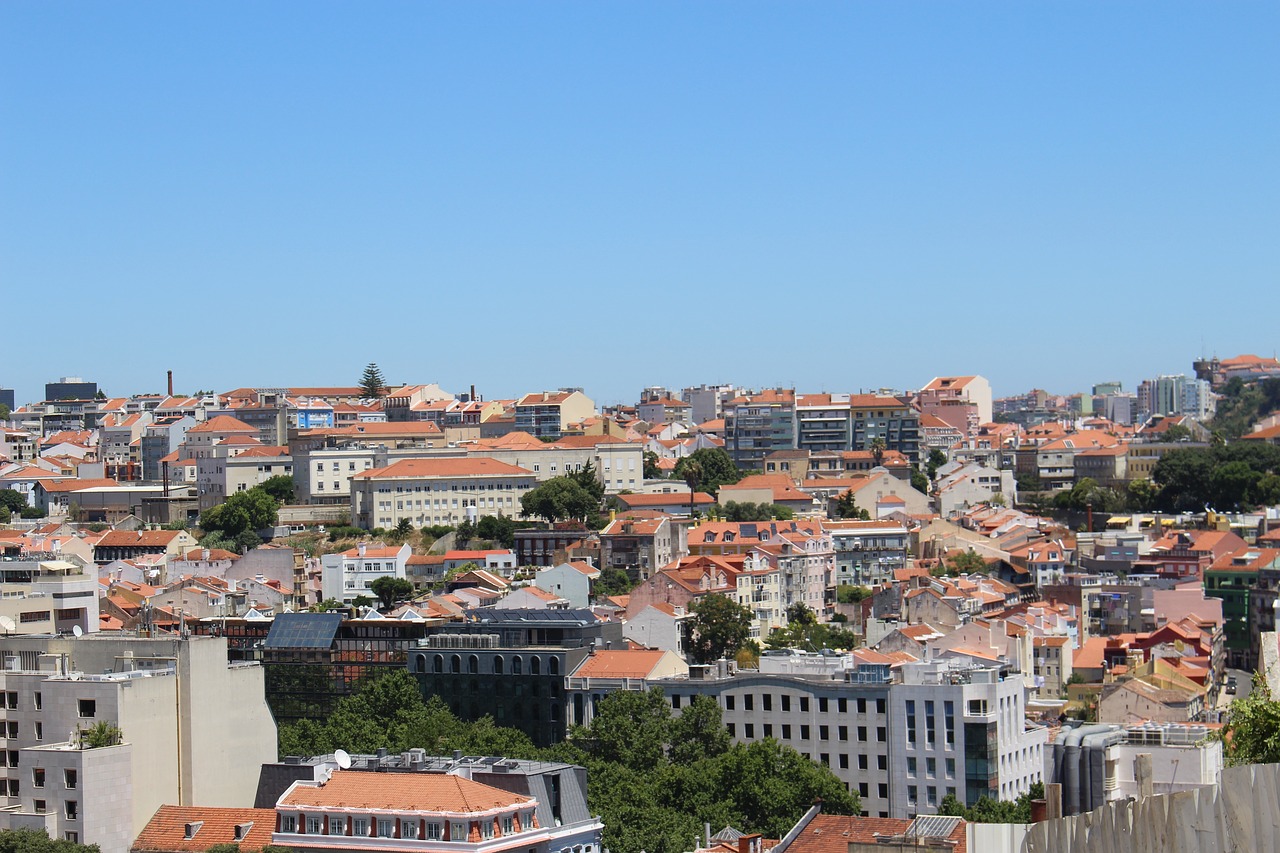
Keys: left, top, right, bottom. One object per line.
{"left": 320, "top": 543, "right": 412, "bottom": 604}
{"left": 0, "top": 635, "right": 276, "bottom": 853}
{"left": 350, "top": 458, "right": 538, "bottom": 530}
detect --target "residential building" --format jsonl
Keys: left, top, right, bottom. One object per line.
{"left": 681, "top": 384, "right": 738, "bottom": 426}
{"left": 918, "top": 376, "right": 993, "bottom": 427}
{"left": 533, "top": 562, "right": 599, "bottom": 609}
{"left": 1205, "top": 547, "right": 1280, "bottom": 668}
{"left": 292, "top": 443, "right": 376, "bottom": 506}
{"left": 196, "top": 445, "right": 292, "bottom": 511}
{"left": 723, "top": 389, "right": 796, "bottom": 469}
{"left": 0, "top": 634, "right": 276, "bottom": 853}
{"left": 514, "top": 390, "right": 595, "bottom": 440}
{"left": 828, "top": 520, "right": 909, "bottom": 588}
{"left": 598, "top": 515, "right": 686, "bottom": 580}
{"left": 350, "top": 458, "right": 537, "bottom": 530}
{"left": 320, "top": 543, "right": 412, "bottom": 604}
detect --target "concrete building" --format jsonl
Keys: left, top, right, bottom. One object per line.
{"left": 514, "top": 390, "right": 595, "bottom": 440}
{"left": 320, "top": 543, "right": 412, "bottom": 605}
{"left": 918, "top": 377, "right": 993, "bottom": 428}
{"left": 0, "top": 559, "right": 99, "bottom": 637}
{"left": 0, "top": 635, "right": 276, "bottom": 853}
{"left": 599, "top": 515, "right": 686, "bottom": 581}
{"left": 350, "top": 458, "right": 537, "bottom": 530}
{"left": 828, "top": 520, "right": 909, "bottom": 588}
{"left": 724, "top": 389, "right": 796, "bottom": 470}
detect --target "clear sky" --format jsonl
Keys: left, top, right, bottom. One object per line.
{"left": 2, "top": 2, "right": 1276, "bottom": 407}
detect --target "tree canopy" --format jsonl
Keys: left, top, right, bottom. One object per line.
{"left": 368, "top": 576, "right": 415, "bottom": 609}
{"left": 718, "top": 501, "right": 795, "bottom": 521}
{"left": 765, "top": 603, "right": 858, "bottom": 652}
{"left": 565, "top": 689, "right": 858, "bottom": 853}
{"left": 1153, "top": 441, "right": 1280, "bottom": 512}
{"left": 939, "top": 782, "right": 1043, "bottom": 823}
{"left": 199, "top": 485, "right": 279, "bottom": 548}
{"left": 258, "top": 474, "right": 296, "bottom": 504}
{"left": 832, "top": 489, "right": 870, "bottom": 520}
{"left": 520, "top": 477, "right": 599, "bottom": 523}
{"left": 674, "top": 448, "right": 743, "bottom": 496}
{"left": 0, "top": 830, "right": 100, "bottom": 853}
{"left": 1217, "top": 674, "right": 1280, "bottom": 766}
{"left": 359, "top": 363, "right": 387, "bottom": 398}
{"left": 687, "top": 593, "right": 753, "bottom": 664}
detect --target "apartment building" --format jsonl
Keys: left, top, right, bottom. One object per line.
{"left": 320, "top": 543, "right": 412, "bottom": 604}
{"left": 918, "top": 376, "right": 993, "bottom": 426}
{"left": 350, "top": 458, "right": 538, "bottom": 530}
{"left": 827, "top": 520, "right": 909, "bottom": 587}
{"left": 724, "top": 389, "right": 796, "bottom": 469}
{"left": 514, "top": 391, "right": 595, "bottom": 440}
{"left": 0, "top": 635, "right": 275, "bottom": 853}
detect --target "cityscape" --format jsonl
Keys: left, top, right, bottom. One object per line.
{"left": 4, "top": 3, "right": 1277, "bottom": 853}
{"left": 0, "top": 356, "right": 1279, "bottom": 853}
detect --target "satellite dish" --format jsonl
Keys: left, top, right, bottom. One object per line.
{"left": 334, "top": 749, "right": 352, "bottom": 769}
{"left": 72, "top": 625, "right": 84, "bottom": 638}
{"left": 0, "top": 616, "right": 14, "bottom": 634}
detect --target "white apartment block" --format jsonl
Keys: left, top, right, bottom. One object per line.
{"left": 0, "top": 635, "right": 276, "bottom": 853}
{"left": 293, "top": 445, "right": 376, "bottom": 505}
{"left": 350, "top": 458, "right": 538, "bottom": 530}
{"left": 320, "top": 542, "right": 412, "bottom": 604}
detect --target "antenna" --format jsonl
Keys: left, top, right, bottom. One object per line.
{"left": 72, "top": 625, "right": 83, "bottom": 638}
{"left": 334, "top": 749, "right": 352, "bottom": 770}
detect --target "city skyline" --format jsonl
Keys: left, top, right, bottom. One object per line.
{"left": 2, "top": 3, "right": 1276, "bottom": 406}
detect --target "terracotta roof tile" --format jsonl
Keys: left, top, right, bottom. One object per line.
{"left": 133, "top": 805, "right": 277, "bottom": 853}
{"left": 279, "top": 770, "right": 533, "bottom": 813}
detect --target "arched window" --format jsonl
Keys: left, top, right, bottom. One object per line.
{"left": 512, "top": 655, "right": 523, "bottom": 675}
{"left": 414, "top": 654, "right": 426, "bottom": 674}
{"left": 451, "top": 655, "right": 461, "bottom": 674}
{"left": 549, "top": 657, "right": 560, "bottom": 676}
{"left": 494, "top": 655, "right": 504, "bottom": 675}
{"left": 469, "top": 655, "right": 479, "bottom": 674}
{"left": 530, "top": 656, "right": 541, "bottom": 675}
{"left": 433, "top": 654, "right": 444, "bottom": 673}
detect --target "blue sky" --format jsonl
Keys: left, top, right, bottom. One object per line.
{"left": 2, "top": 2, "right": 1276, "bottom": 407}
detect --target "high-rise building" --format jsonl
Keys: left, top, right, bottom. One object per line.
{"left": 43, "top": 377, "right": 97, "bottom": 402}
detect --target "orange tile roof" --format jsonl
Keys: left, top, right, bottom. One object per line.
{"left": 279, "top": 770, "right": 533, "bottom": 813}
{"left": 787, "top": 814, "right": 965, "bottom": 853}
{"left": 187, "top": 415, "right": 257, "bottom": 434}
{"left": 134, "top": 805, "right": 277, "bottom": 853}
{"left": 96, "top": 530, "right": 188, "bottom": 548}
{"left": 353, "top": 458, "right": 533, "bottom": 479}
{"left": 572, "top": 649, "right": 670, "bottom": 679}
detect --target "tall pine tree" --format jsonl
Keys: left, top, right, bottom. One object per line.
{"left": 359, "top": 363, "right": 386, "bottom": 398}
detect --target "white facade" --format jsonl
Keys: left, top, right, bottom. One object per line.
{"left": 321, "top": 543, "right": 412, "bottom": 604}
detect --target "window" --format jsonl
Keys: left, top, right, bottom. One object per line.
{"left": 451, "top": 822, "right": 467, "bottom": 841}
{"left": 859, "top": 782, "right": 869, "bottom": 798}
{"left": 819, "top": 725, "right": 829, "bottom": 740}
{"left": 876, "top": 699, "right": 886, "bottom": 714}
{"left": 800, "top": 725, "right": 811, "bottom": 740}
{"left": 307, "top": 817, "right": 323, "bottom": 835}
{"left": 402, "top": 822, "right": 419, "bottom": 840}
{"left": 426, "top": 822, "right": 443, "bottom": 840}
{"left": 858, "top": 754, "right": 868, "bottom": 770}
{"left": 857, "top": 698, "right": 867, "bottom": 714}
{"left": 34, "top": 722, "right": 42, "bottom": 741}
{"left": 33, "top": 692, "right": 41, "bottom": 710}
{"left": 800, "top": 696, "right": 810, "bottom": 712}
{"left": 78, "top": 699, "right": 96, "bottom": 718}
{"left": 481, "top": 820, "right": 494, "bottom": 840}
{"left": 745, "top": 724, "right": 754, "bottom": 738}
{"left": 780, "top": 695, "right": 789, "bottom": 712}
{"left": 281, "top": 817, "right": 298, "bottom": 834}
{"left": 63, "top": 834, "right": 77, "bottom": 844}
{"left": 945, "top": 758, "right": 955, "bottom": 778}
{"left": 32, "top": 768, "right": 44, "bottom": 788}
{"left": 726, "top": 723, "right": 735, "bottom": 737}
{"left": 819, "top": 697, "right": 829, "bottom": 713}
{"left": 763, "top": 724, "right": 773, "bottom": 737}
{"left": 6, "top": 722, "right": 16, "bottom": 739}
{"left": 838, "top": 725, "right": 848, "bottom": 741}
{"left": 763, "top": 694, "right": 773, "bottom": 712}
{"left": 839, "top": 754, "right": 849, "bottom": 769}
{"left": 857, "top": 726, "right": 867, "bottom": 742}
{"left": 782, "top": 725, "right": 792, "bottom": 739}
{"left": 927, "top": 757, "right": 936, "bottom": 778}
{"left": 353, "top": 818, "right": 369, "bottom": 837}
{"left": 6, "top": 780, "right": 16, "bottom": 797}
{"left": 878, "top": 754, "right": 887, "bottom": 771}
{"left": 745, "top": 694, "right": 754, "bottom": 711}
{"left": 5, "top": 693, "right": 15, "bottom": 710}
{"left": 65, "top": 801, "right": 78, "bottom": 820}
{"left": 329, "top": 816, "right": 345, "bottom": 835}
{"left": 502, "top": 817, "right": 514, "bottom": 835}
{"left": 907, "top": 757, "right": 916, "bottom": 776}
{"left": 377, "top": 819, "right": 394, "bottom": 838}
{"left": 877, "top": 726, "right": 886, "bottom": 742}
{"left": 908, "top": 785, "right": 918, "bottom": 805}
{"left": 725, "top": 695, "right": 735, "bottom": 711}
{"left": 878, "top": 783, "right": 888, "bottom": 799}
{"left": 34, "top": 800, "right": 46, "bottom": 813}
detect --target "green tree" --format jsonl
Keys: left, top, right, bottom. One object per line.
{"left": 476, "top": 514, "right": 517, "bottom": 548}
{"left": 520, "top": 477, "right": 598, "bottom": 523}
{"left": 0, "top": 829, "right": 101, "bottom": 853}
{"left": 836, "top": 584, "right": 872, "bottom": 604}
{"left": 687, "top": 593, "right": 753, "bottom": 664}
{"left": 594, "top": 568, "right": 635, "bottom": 598}
{"left": 869, "top": 436, "right": 887, "bottom": 467}
{"left": 712, "top": 740, "right": 859, "bottom": 838}
{"left": 668, "top": 695, "right": 732, "bottom": 765}
{"left": 393, "top": 518, "right": 413, "bottom": 538}
{"left": 259, "top": 474, "right": 296, "bottom": 503}
{"left": 359, "top": 363, "right": 387, "bottom": 398}
{"left": 0, "top": 404, "right": 10, "bottom": 421}
{"left": 200, "top": 487, "right": 279, "bottom": 538}
{"left": 0, "top": 491, "right": 27, "bottom": 513}
{"left": 720, "top": 501, "right": 794, "bottom": 522}
{"left": 833, "top": 489, "right": 870, "bottom": 520}
{"left": 580, "top": 687, "right": 673, "bottom": 770}
{"left": 79, "top": 720, "right": 123, "bottom": 748}
{"left": 936, "top": 549, "right": 987, "bottom": 577}
{"left": 567, "top": 462, "right": 606, "bottom": 503}
{"left": 926, "top": 447, "right": 948, "bottom": 480}
{"left": 643, "top": 451, "right": 664, "bottom": 479}
{"left": 369, "top": 576, "right": 415, "bottom": 609}
{"left": 910, "top": 466, "right": 929, "bottom": 494}
{"left": 674, "top": 448, "right": 743, "bottom": 496}
{"left": 1218, "top": 674, "right": 1280, "bottom": 766}
{"left": 765, "top": 604, "right": 858, "bottom": 652}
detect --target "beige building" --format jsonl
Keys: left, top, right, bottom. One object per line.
{"left": 0, "top": 635, "right": 276, "bottom": 853}
{"left": 196, "top": 445, "right": 293, "bottom": 511}
{"left": 514, "top": 390, "right": 595, "bottom": 439}
{"left": 350, "top": 458, "right": 538, "bottom": 529}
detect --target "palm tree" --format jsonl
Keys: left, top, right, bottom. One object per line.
{"left": 682, "top": 459, "right": 704, "bottom": 517}
{"left": 869, "top": 436, "right": 887, "bottom": 468}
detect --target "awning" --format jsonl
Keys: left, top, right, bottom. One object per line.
{"left": 1107, "top": 516, "right": 1131, "bottom": 526}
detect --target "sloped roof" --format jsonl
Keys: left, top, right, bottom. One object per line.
{"left": 133, "top": 805, "right": 277, "bottom": 853}
{"left": 279, "top": 770, "right": 534, "bottom": 813}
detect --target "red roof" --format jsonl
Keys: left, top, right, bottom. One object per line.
{"left": 353, "top": 458, "right": 533, "bottom": 479}
{"left": 279, "top": 770, "right": 533, "bottom": 813}
{"left": 133, "top": 805, "right": 277, "bottom": 853}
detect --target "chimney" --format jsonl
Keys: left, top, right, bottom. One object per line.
{"left": 358, "top": 542, "right": 367, "bottom": 558}
{"left": 167, "top": 370, "right": 174, "bottom": 397}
